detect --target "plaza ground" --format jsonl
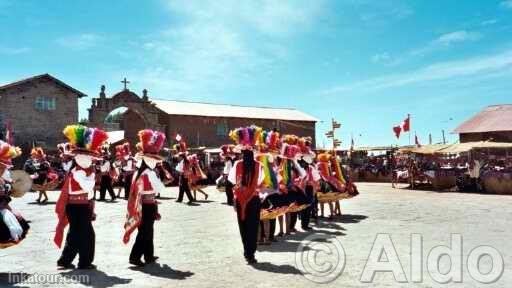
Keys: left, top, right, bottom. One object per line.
{"left": 1, "top": 183, "right": 511, "bottom": 288}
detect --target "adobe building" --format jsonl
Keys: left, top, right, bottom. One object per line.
{"left": 88, "top": 84, "right": 317, "bottom": 147}
{"left": 0, "top": 74, "right": 85, "bottom": 164}
{"left": 454, "top": 104, "right": 512, "bottom": 143}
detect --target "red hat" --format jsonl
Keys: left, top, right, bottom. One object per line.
{"left": 298, "top": 136, "right": 316, "bottom": 162}
{"left": 136, "top": 129, "right": 166, "bottom": 159}
{"left": 30, "top": 147, "right": 46, "bottom": 159}
{"left": 173, "top": 138, "right": 188, "bottom": 156}
{"left": 115, "top": 142, "right": 131, "bottom": 160}
{"left": 187, "top": 154, "right": 200, "bottom": 165}
{"left": 0, "top": 140, "right": 22, "bottom": 168}
{"left": 280, "top": 143, "right": 300, "bottom": 160}
{"left": 220, "top": 144, "right": 237, "bottom": 158}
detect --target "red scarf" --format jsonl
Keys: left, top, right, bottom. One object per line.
{"left": 234, "top": 161, "right": 260, "bottom": 221}
{"left": 54, "top": 167, "right": 93, "bottom": 248}
{"left": 123, "top": 172, "right": 152, "bottom": 244}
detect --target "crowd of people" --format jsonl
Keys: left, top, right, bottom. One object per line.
{"left": 0, "top": 123, "right": 359, "bottom": 269}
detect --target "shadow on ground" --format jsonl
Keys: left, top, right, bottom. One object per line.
{"left": 0, "top": 272, "right": 31, "bottom": 288}
{"left": 28, "top": 201, "right": 57, "bottom": 205}
{"left": 250, "top": 262, "right": 302, "bottom": 274}
{"left": 129, "top": 263, "right": 194, "bottom": 280}
{"left": 60, "top": 269, "right": 131, "bottom": 288}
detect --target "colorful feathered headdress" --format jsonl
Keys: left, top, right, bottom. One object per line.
{"left": 229, "top": 125, "right": 262, "bottom": 150}
{"left": 63, "top": 125, "right": 109, "bottom": 157}
{"left": 257, "top": 129, "right": 280, "bottom": 155}
{"left": 115, "top": 142, "right": 131, "bottom": 160}
{"left": 30, "top": 147, "right": 46, "bottom": 159}
{"left": 0, "top": 140, "right": 21, "bottom": 167}
{"left": 298, "top": 136, "right": 316, "bottom": 163}
{"left": 136, "top": 129, "right": 166, "bottom": 159}
{"left": 317, "top": 152, "right": 332, "bottom": 162}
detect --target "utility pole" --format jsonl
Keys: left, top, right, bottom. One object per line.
{"left": 442, "top": 130, "right": 446, "bottom": 144}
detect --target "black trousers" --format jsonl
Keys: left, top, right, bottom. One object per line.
{"left": 130, "top": 204, "right": 156, "bottom": 262}
{"left": 99, "top": 175, "right": 116, "bottom": 200}
{"left": 289, "top": 212, "right": 298, "bottom": 230}
{"left": 236, "top": 197, "right": 261, "bottom": 259}
{"left": 225, "top": 181, "right": 234, "bottom": 205}
{"left": 177, "top": 176, "right": 194, "bottom": 202}
{"left": 58, "top": 204, "right": 95, "bottom": 267}
{"left": 301, "top": 185, "right": 314, "bottom": 229}
{"left": 123, "top": 173, "right": 133, "bottom": 199}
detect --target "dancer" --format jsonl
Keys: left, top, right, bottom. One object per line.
{"left": 228, "top": 125, "right": 265, "bottom": 264}
{"left": 278, "top": 136, "right": 307, "bottom": 234}
{"left": 98, "top": 146, "right": 116, "bottom": 202}
{"left": 115, "top": 143, "right": 135, "bottom": 199}
{"left": 55, "top": 125, "right": 108, "bottom": 269}
{"left": 256, "top": 129, "right": 285, "bottom": 244}
{"left": 123, "top": 129, "right": 166, "bottom": 266}
{"left": 0, "top": 140, "right": 30, "bottom": 249}
{"left": 297, "top": 137, "right": 319, "bottom": 230}
{"left": 24, "top": 147, "right": 54, "bottom": 203}
{"left": 219, "top": 144, "right": 237, "bottom": 205}
{"left": 188, "top": 154, "right": 209, "bottom": 200}
{"left": 174, "top": 138, "right": 194, "bottom": 204}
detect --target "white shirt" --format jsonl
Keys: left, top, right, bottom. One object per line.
{"left": 100, "top": 161, "right": 111, "bottom": 173}
{"left": 123, "top": 160, "right": 134, "bottom": 172}
{"left": 228, "top": 160, "right": 264, "bottom": 186}
{"left": 223, "top": 160, "right": 233, "bottom": 175}
{"left": 68, "top": 168, "right": 96, "bottom": 199}
{"left": 62, "top": 160, "right": 73, "bottom": 173}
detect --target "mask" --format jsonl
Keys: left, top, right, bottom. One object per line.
{"left": 75, "top": 154, "right": 93, "bottom": 169}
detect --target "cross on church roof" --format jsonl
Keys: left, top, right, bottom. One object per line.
{"left": 121, "top": 77, "right": 130, "bottom": 90}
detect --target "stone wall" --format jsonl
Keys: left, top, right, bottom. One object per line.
{"left": 0, "top": 77, "right": 80, "bottom": 165}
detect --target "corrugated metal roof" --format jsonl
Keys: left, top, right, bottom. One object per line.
{"left": 152, "top": 99, "right": 318, "bottom": 122}
{"left": 454, "top": 104, "right": 512, "bottom": 133}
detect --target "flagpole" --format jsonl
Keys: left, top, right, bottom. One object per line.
{"left": 408, "top": 114, "right": 411, "bottom": 146}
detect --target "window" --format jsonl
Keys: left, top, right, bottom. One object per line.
{"left": 35, "top": 96, "right": 56, "bottom": 111}
{"left": 216, "top": 121, "right": 228, "bottom": 136}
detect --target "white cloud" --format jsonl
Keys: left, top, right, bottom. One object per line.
{"left": 135, "top": 0, "right": 326, "bottom": 98}
{"left": 323, "top": 49, "right": 512, "bottom": 95}
{"left": 0, "top": 46, "right": 30, "bottom": 55}
{"left": 56, "top": 33, "right": 102, "bottom": 50}
{"left": 410, "top": 30, "right": 480, "bottom": 57}
{"left": 371, "top": 53, "right": 391, "bottom": 63}
{"left": 501, "top": 0, "right": 512, "bottom": 8}
{"left": 481, "top": 19, "right": 498, "bottom": 26}
{"left": 435, "top": 31, "right": 480, "bottom": 45}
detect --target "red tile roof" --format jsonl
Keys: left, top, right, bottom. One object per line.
{"left": 454, "top": 104, "right": 512, "bottom": 133}
{"left": 0, "top": 73, "right": 87, "bottom": 98}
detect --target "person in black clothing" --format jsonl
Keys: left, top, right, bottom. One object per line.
{"left": 98, "top": 154, "right": 116, "bottom": 202}
{"left": 24, "top": 147, "right": 50, "bottom": 203}
{"left": 175, "top": 154, "right": 194, "bottom": 204}
{"left": 123, "top": 129, "right": 166, "bottom": 267}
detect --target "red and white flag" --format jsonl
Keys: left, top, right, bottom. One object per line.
{"left": 393, "top": 125, "right": 402, "bottom": 139}
{"left": 402, "top": 114, "right": 410, "bottom": 132}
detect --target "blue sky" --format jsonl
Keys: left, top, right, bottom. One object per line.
{"left": 1, "top": 0, "right": 512, "bottom": 148}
